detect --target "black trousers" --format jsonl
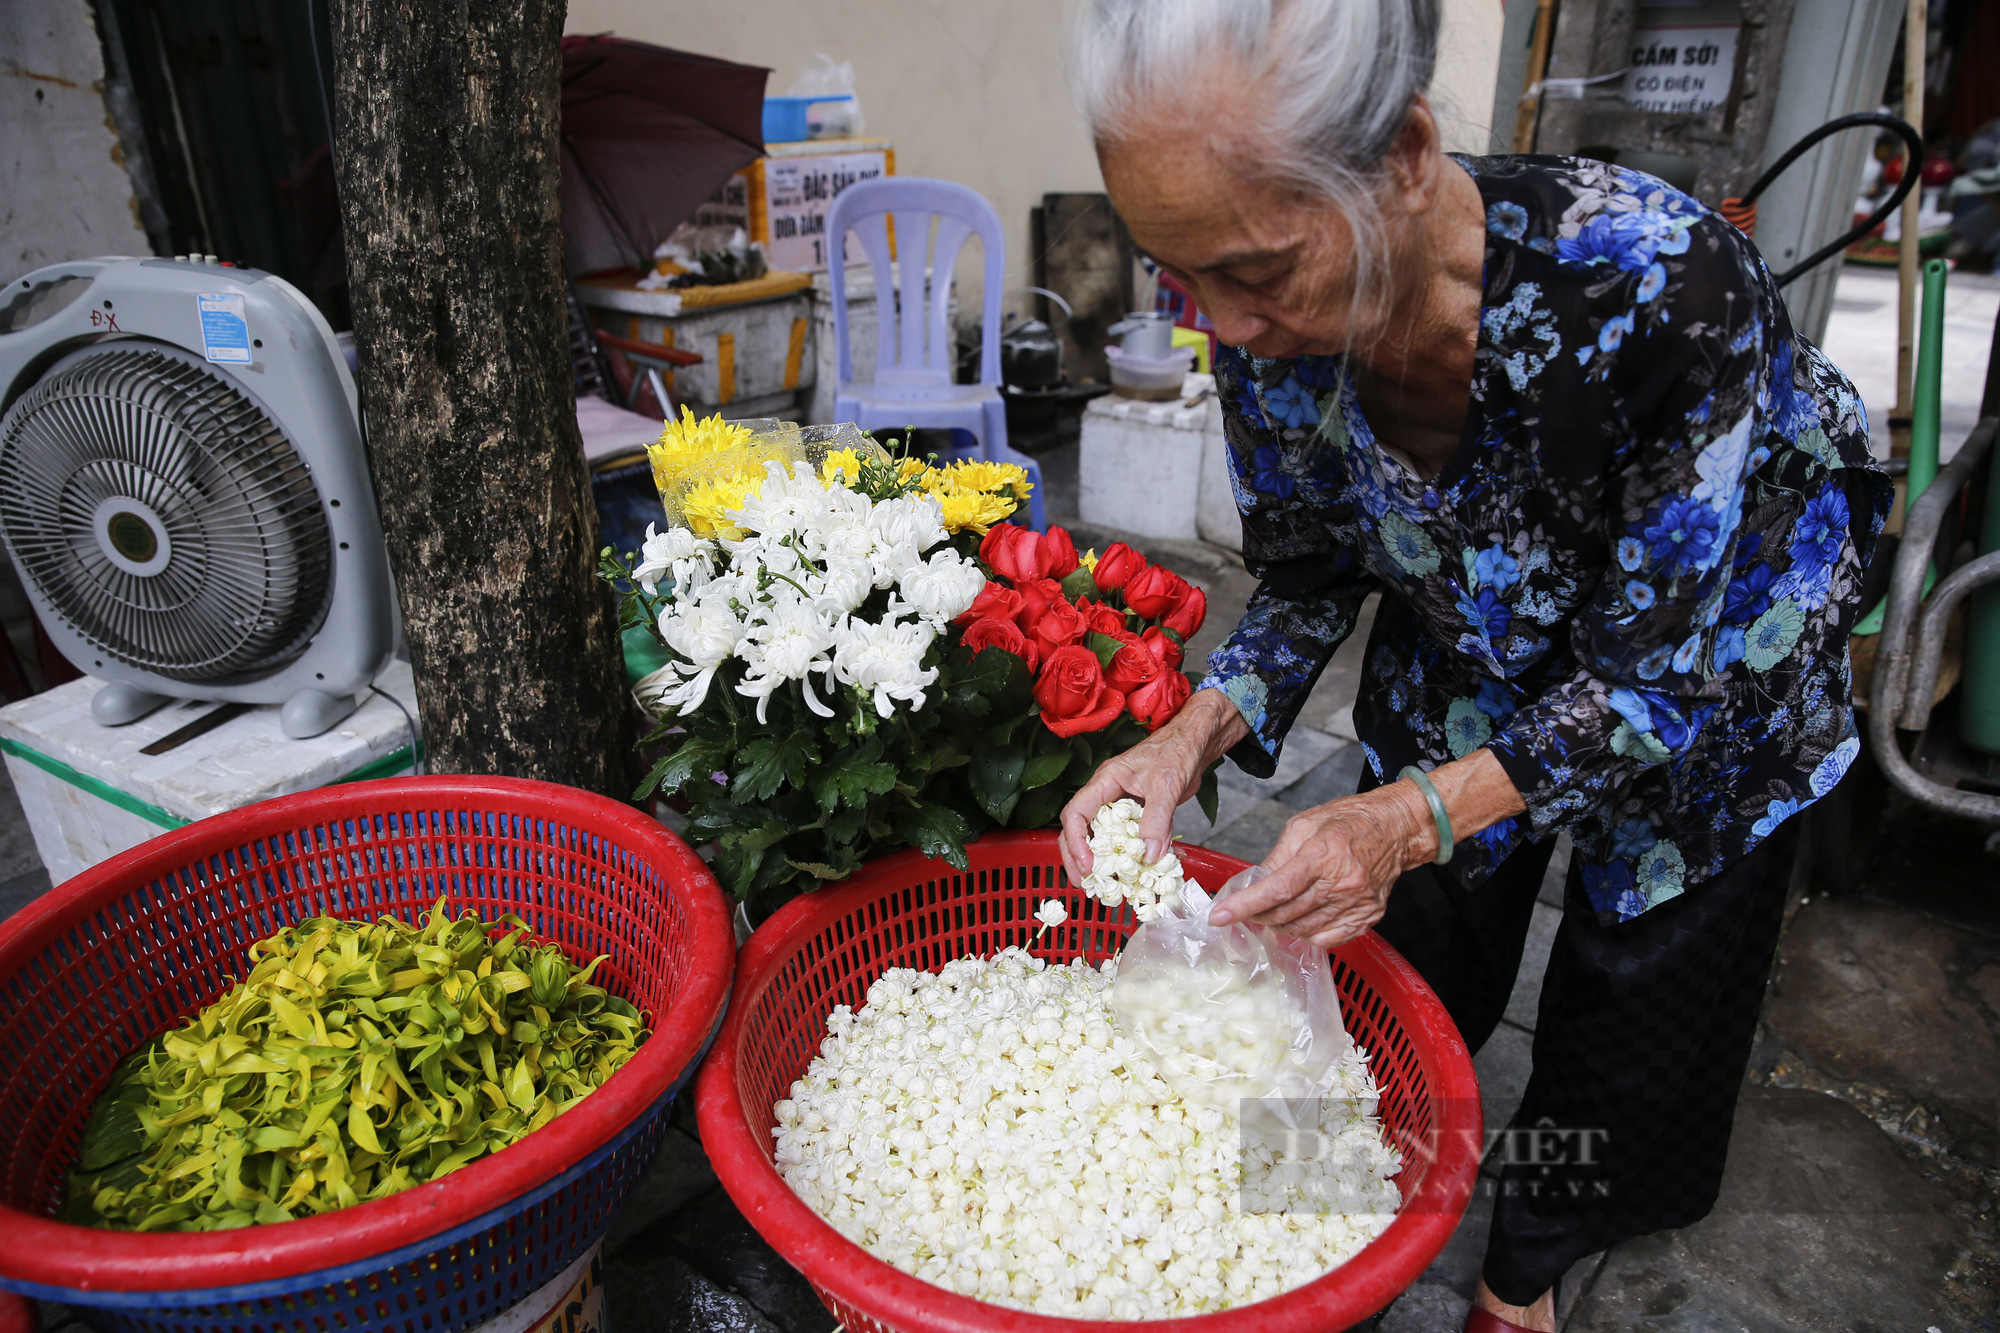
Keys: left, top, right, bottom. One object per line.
{"left": 1367, "top": 792, "right": 1800, "bottom": 1307}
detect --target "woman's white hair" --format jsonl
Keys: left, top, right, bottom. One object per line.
{"left": 1073, "top": 0, "right": 1440, "bottom": 202}
{"left": 1074, "top": 0, "right": 1441, "bottom": 337}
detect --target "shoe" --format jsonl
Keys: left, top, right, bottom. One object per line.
{"left": 1464, "top": 1311, "right": 1542, "bottom": 1333}
{"left": 1462, "top": 1273, "right": 1560, "bottom": 1333}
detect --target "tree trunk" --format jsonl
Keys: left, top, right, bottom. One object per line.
{"left": 329, "top": 0, "right": 635, "bottom": 795}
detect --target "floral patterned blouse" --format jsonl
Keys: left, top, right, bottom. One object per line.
{"left": 1200, "top": 155, "right": 1889, "bottom": 923}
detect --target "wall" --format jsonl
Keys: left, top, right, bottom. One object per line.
{"left": 565, "top": 0, "right": 1505, "bottom": 316}
{"left": 1, "top": 0, "right": 150, "bottom": 276}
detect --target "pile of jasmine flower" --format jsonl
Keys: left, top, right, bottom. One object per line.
{"left": 773, "top": 948, "right": 1401, "bottom": 1319}
{"left": 631, "top": 459, "right": 986, "bottom": 723}
{"left": 1078, "top": 799, "right": 1186, "bottom": 921}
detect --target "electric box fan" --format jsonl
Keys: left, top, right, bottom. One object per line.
{"left": 0, "top": 257, "right": 394, "bottom": 738}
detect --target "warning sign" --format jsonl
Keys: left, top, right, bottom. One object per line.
{"left": 1624, "top": 22, "right": 1738, "bottom": 115}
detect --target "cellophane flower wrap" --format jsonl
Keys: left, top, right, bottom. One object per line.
{"left": 601, "top": 412, "right": 1213, "bottom": 911}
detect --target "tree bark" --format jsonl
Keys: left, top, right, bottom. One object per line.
{"left": 329, "top": 0, "right": 635, "bottom": 794}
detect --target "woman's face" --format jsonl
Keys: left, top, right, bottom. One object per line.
{"left": 1097, "top": 104, "right": 1430, "bottom": 360}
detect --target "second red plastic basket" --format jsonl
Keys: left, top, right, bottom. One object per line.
{"left": 697, "top": 830, "right": 1482, "bottom": 1333}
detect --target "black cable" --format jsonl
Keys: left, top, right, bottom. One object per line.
{"left": 304, "top": 0, "right": 336, "bottom": 170}
{"left": 369, "top": 683, "right": 424, "bottom": 775}
{"left": 1737, "top": 112, "right": 1923, "bottom": 288}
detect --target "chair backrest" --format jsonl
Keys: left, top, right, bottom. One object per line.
{"left": 826, "top": 176, "right": 1004, "bottom": 391}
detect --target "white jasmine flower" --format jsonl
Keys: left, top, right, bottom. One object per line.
{"left": 1080, "top": 800, "right": 1186, "bottom": 919}
{"left": 773, "top": 947, "right": 1400, "bottom": 1319}
{"left": 1034, "top": 899, "right": 1068, "bottom": 930}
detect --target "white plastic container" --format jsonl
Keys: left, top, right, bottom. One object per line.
{"left": 1106, "top": 343, "right": 1197, "bottom": 400}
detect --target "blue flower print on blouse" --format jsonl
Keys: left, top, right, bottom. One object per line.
{"left": 1557, "top": 208, "right": 1695, "bottom": 274}
{"left": 1474, "top": 676, "right": 1518, "bottom": 719}
{"left": 1790, "top": 487, "right": 1849, "bottom": 575}
{"left": 1199, "top": 154, "right": 1888, "bottom": 925}
{"left": 1724, "top": 562, "right": 1777, "bottom": 622}
{"left": 1582, "top": 859, "right": 1639, "bottom": 916}
{"left": 1245, "top": 444, "right": 1295, "bottom": 500}
{"left": 1487, "top": 200, "right": 1529, "bottom": 241}
{"left": 1610, "top": 817, "right": 1658, "bottom": 860}
{"left": 1458, "top": 587, "right": 1513, "bottom": 640}
{"left": 1473, "top": 545, "right": 1521, "bottom": 589}
{"left": 1261, "top": 375, "right": 1320, "bottom": 429}
{"left": 1643, "top": 496, "right": 1723, "bottom": 573}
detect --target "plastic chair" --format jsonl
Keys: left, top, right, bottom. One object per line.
{"left": 827, "top": 177, "right": 1046, "bottom": 529}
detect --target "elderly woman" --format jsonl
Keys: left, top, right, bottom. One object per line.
{"left": 1057, "top": 1, "right": 1886, "bottom": 1328}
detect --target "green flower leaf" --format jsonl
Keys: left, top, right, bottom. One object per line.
{"left": 1021, "top": 748, "right": 1073, "bottom": 791}
{"left": 894, "top": 802, "right": 973, "bottom": 868}
{"left": 734, "top": 732, "right": 818, "bottom": 803}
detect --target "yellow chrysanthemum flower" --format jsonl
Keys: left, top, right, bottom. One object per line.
{"left": 648, "top": 407, "right": 756, "bottom": 495}
{"left": 934, "top": 488, "right": 1016, "bottom": 536}
{"left": 820, "top": 447, "right": 871, "bottom": 487}
{"left": 935, "top": 459, "right": 1032, "bottom": 501}
{"left": 1080, "top": 549, "right": 1099, "bottom": 574}
{"left": 676, "top": 468, "right": 763, "bottom": 540}
{"left": 896, "top": 457, "right": 932, "bottom": 485}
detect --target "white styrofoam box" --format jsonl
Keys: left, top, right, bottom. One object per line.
{"left": 1078, "top": 376, "right": 1221, "bottom": 541}
{"left": 0, "top": 660, "right": 422, "bottom": 885}
{"left": 1198, "top": 425, "right": 1244, "bottom": 553}
{"left": 578, "top": 285, "right": 814, "bottom": 417}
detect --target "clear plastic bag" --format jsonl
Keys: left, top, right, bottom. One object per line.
{"left": 784, "top": 54, "right": 865, "bottom": 138}
{"left": 1109, "top": 865, "right": 1352, "bottom": 1120}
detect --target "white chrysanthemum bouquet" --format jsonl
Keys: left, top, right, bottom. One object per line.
{"left": 631, "top": 461, "right": 983, "bottom": 725}
{"left": 601, "top": 416, "right": 1036, "bottom": 911}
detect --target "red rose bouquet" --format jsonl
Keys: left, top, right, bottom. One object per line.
{"left": 944, "top": 526, "right": 1220, "bottom": 830}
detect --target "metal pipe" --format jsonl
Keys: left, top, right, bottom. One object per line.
{"left": 1901, "top": 550, "right": 2000, "bottom": 731}
{"left": 1962, "top": 304, "right": 2000, "bottom": 752}
{"left": 1870, "top": 419, "right": 2000, "bottom": 820}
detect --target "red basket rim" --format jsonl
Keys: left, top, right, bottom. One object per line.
{"left": 696, "top": 830, "right": 1482, "bottom": 1333}
{"left": 0, "top": 775, "right": 736, "bottom": 1293}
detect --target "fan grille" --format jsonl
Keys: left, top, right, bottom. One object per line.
{"left": 0, "top": 344, "right": 334, "bottom": 680}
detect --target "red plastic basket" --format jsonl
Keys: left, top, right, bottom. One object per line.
{"left": 0, "top": 776, "right": 735, "bottom": 1333}
{"left": 697, "top": 830, "right": 1482, "bottom": 1333}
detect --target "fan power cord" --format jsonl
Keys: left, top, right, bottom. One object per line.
{"left": 369, "top": 683, "right": 424, "bottom": 775}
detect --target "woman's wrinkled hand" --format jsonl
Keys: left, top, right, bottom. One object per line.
{"left": 1208, "top": 782, "right": 1438, "bottom": 950}
{"left": 1058, "top": 688, "right": 1248, "bottom": 886}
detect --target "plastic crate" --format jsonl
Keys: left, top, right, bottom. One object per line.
{"left": 697, "top": 830, "right": 1482, "bottom": 1332}
{"left": 0, "top": 776, "right": 734, "bottom": 1333}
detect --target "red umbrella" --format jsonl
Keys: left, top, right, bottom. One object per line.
{"left": 560, "top": 35, "right": 768, "bottom": 274}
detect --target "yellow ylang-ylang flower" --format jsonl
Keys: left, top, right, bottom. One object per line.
{"left": 65, "top": 898, "right": 645, "bottom": 1232}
